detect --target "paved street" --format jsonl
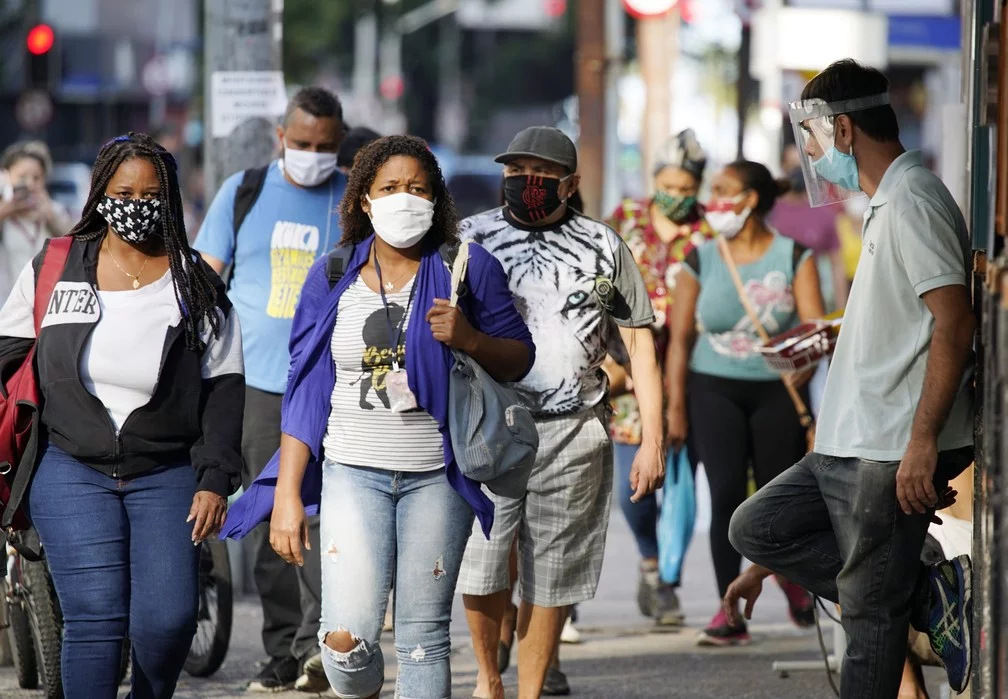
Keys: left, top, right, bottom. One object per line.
{"left": 0, "top": 476, "right": 953, "bottom": 698}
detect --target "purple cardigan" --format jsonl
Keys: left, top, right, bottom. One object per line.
{"left": 221, "top": 235, "right": 535, "bottom": 540}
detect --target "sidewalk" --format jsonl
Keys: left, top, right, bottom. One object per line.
{"left": 0, "top": 500, "right": 952, "bottom": 698}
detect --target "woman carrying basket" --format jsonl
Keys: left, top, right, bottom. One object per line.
{"left": 665, "top": 160, "right": 824, "bottom": 646}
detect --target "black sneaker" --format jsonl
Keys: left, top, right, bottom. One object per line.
{"left": 542, "top": 667, "right": 571, "bottom": 696}
{"left": 654, "top": 583, "right": 686, "bottom": 627}
{"left": 247, "top": 655, "right": 299, "bottom": 693}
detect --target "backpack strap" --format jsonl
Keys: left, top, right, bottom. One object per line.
{"left": 232, "top": 165, "right": 270, "bottom": 241}
{"left": 4, "top": 236, "right": 73, "bottom": 546}
{"left": 325, "top": 245, "right": 356, "bottom": 290}
{"left": 34, "top": 237, "right": 73, "bottom": 334}
{"left": 323, "top": 241, "right": 468, "bottom": 296}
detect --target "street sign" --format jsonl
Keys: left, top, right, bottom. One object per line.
{"left": 15, "top": 89, "right": 53, "bottom": 132}
{"left": 622, "top": 0, "right": 677, "bottom": 19}
{"left": 209, "top": 71, "right": 287, "bottom": 138}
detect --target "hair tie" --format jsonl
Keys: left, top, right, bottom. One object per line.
{"left": 101, "top": 134, "right": 131, "bottom": 149}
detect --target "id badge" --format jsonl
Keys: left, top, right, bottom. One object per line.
{"left": 386, "top": 368, "right": 419, "bottom": 413}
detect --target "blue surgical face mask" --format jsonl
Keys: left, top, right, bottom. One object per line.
{"left": 812, "top": 144, "right": 860, "bottom": 192}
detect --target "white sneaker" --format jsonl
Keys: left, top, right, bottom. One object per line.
{"left": 560, "top": 617, "right": 581, "bottom": 644}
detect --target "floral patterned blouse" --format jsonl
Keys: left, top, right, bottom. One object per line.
{"left": 605, "top": 198, "right": 715, "bottom": 445}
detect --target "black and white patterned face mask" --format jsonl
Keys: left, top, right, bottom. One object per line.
{"left": 97, "top": 196, "right": 163, "bottom": 244}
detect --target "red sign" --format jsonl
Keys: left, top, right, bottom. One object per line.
{"left": 26, "top": 24, "right": 54, "bottom": 56}
{"left": 622, "top": 0, "right": 678, "bottom": 18}
{"left": 543, "top": 0, "right": 567, "bottom": 17}
{"left": 380, "top": 75, "right": 405, "bottom": 102}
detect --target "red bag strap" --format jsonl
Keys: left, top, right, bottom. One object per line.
{"left": 33, "top": 237, "right": 73, "bottom": 334}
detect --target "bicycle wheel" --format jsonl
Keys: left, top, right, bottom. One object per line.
{"left": 22, "top": 558, "right": 64, "bottom": 699}
{"left": 184, "top": 539, "right": 232, "bottom": 678}
{"left": 3, "top": 571, "right": 38, "bottom": 689}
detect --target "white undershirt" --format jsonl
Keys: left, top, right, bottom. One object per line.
{"left": 322, "top": 276, "right": 444, "bottom": 471}
{"left": 80, "top": 270, "right": 180, "bottom": 431}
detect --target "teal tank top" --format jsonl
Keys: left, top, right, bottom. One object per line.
{"left": 685, "top": 233, "right": 811, "bottom": 381}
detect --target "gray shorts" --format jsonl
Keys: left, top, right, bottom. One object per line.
{"left": 456, "top": 407, "right": 613, "bottom": 608}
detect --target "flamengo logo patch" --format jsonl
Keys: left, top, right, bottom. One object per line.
{"left": 41, "top": 281, "right": 100, "bottom": 327}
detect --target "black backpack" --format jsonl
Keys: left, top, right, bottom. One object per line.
{"left": 218, "top": 165, "right": 271, "bottom": 287}
{"left": 231, "top": 165, "right": 270, "bottom": 242}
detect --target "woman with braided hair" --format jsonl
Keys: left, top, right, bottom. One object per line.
{"left": 0, "top": 132, "right": 245, "bottom": 698}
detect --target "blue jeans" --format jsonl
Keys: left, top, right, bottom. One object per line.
{"left": 27, "top": 446, "right": 199, "bottom": 699}
{"left": 729, "top": 447, "right": 972, "bottom": 699}
{"left": 613, "top": 444, "right": 695, "bottom": 585}
{"left": 318, "top": 462, "right": 474, "bottom": 699}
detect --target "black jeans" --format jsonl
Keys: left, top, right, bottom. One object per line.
{"left": 688, "top": 372, "right": 808, "bottom": 597}
{"left": 243, "top": 387, "right": 322, "bottom": 662}
{"left": 729, "top": 447, "right": 973, "bottom": 699}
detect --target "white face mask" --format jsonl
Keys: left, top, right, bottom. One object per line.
{"left": 281, "top": 144, "right": 338, "bottom": 187}
{"left": 366, "top": 192, "right": 435, "bottom": 249}
{"left": 704, "top": 194, "right": 752, "bottom": 240}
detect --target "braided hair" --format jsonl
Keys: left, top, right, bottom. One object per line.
{"left": 70, "top": 132, "right": 220, "bottom": 351}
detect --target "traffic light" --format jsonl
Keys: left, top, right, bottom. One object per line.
{"left": 25, "top": 24, "right": 56, "bottom": 89}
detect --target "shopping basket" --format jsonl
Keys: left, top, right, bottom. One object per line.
{"left": 755, "top": 315, "right": 842, "bottom": 374}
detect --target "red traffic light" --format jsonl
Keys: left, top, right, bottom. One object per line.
{"left": 26, "top": 24, "right": 54, "bottom": 56}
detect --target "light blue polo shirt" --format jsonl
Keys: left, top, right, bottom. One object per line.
{"left": 815, "top": 150, "right": 974, "bottom": 461}
{"left": 195, "top": 161, "right": 345, "bottom": 394}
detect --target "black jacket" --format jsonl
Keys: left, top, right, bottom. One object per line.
{"left": 0, "top": 237, "right": 244, "bottom": 497}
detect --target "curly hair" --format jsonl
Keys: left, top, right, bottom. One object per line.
{"left": 339, "top": 135, "right": 459, "bottom": 247}
{"left": 70, "top": 132, "right": 220, "bottom": 352}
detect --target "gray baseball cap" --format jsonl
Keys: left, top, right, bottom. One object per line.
{"left": 494, "top": 126, "right": 578, "bottom": 173}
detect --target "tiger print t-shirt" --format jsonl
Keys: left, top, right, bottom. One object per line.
{"left": 322, "top": 276, "right": 444, "bottom": 471}
{"left": 460, "top": 207, "right": 654, "bottom": 416}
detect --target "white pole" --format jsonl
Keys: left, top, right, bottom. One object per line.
{"left": 601, "top": 0, "right": 624, "bottom": 216}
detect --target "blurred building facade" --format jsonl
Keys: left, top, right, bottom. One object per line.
{"left": 0, "top": 0, "right": 199, "bottom": 163}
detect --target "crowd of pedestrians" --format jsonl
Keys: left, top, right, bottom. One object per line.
{"left": 0, "top": 58, "right": 978, "bottom": 699}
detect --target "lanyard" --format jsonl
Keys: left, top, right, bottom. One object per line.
{"left": 374, "top": 252, "right": 417, "bottom": 372}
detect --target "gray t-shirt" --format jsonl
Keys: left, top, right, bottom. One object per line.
{"left": 459, "top": 207, "right": 654, "bottom": 416}
{"left": 815, "top": 151, "right": 974, "bottom": 461}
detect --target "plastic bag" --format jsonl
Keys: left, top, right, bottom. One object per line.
{"left": 657, "top": 449, "right": 696, "bottom": 585}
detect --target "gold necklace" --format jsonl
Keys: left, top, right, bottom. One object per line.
{"left": 105, "top": 239, "right": 150, "bottom": 289}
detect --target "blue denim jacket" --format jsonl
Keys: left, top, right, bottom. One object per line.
{"left": 221, "top": 235, "right": 535, "bottom": 540}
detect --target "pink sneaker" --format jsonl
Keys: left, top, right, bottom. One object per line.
{"left": 776, "top": 576, "right": 815, "bottom": 629}
{"left": 697, "top": 608, "right": 750, "bottom": 647}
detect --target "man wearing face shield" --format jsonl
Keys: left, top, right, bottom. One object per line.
{"left": 725, "top": 60, "right": 975, "bottom": 697}
{"left": 194, "top": 86, "right": 347, "bottom": 693}
{"left": 457, "top": 126, "right": 664, "bottom": 699}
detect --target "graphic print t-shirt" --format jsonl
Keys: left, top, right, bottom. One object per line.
{"left": 194, "top": 161, "right": 345, "bottom": 393}
{"left": 684, "top": 233, "right": 811, "bottom": 381}
{"left": 459, "top": 207, "right": 654, "bottom": 416}
{"left": 321, "top": 276, "right": 444, "bottom": 471}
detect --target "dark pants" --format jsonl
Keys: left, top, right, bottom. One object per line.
{"left": 243, "top": 386, "right": 322, "bottom": 662}
{"left": 729, "top": 447, "right": 973, "bottom": 699}
{"left": 689, "top": 372, "right": 808, "bottom": 597}
{"left": 28, "top": 446, "right": 199, "bottom": 699}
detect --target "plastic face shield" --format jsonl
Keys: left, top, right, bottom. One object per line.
{"left": 787, "top": 93, "right": 890, "bottom": 208}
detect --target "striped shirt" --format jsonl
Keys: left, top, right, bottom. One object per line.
{"left": 321, "top": 276, "right": 444, "bottom": 471}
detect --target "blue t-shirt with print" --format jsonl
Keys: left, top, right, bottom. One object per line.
{"left": 683, "top": 233, "right": 811, "bottom": 381}
{"left": 195, "top": 161, "right": 345, "bottom": 393}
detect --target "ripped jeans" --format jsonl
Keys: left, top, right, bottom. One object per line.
{"left": 318, "top": 461, "right": 474, "bottom": 699}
